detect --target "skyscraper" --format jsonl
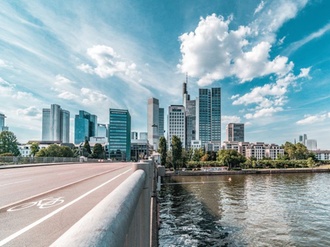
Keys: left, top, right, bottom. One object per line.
{"left": 74, "top": 110, "right": 97, "bottom": 144}
{"left": 198, "top": 87, "right": 221, "bottom": 146}
{"left": 226, "top": 123, "right": 244, "bottom": 142}
{"left": 108, "top": 108, "right": 131, "bottom": 161}
{"left": 147, "top": 98, "right": 159, "bottom": 150}
{"left": 97, "top": 124, "right": 108, "bottom": 138}
{"left": 168, "top": 105, "right": 186, "bottom": 149}
{"left": 0, "top": 113, "right": 6, "bottom": 132}
{"left": 42, "top": 104, "right": 70, "bottom": 143}
{"left": 159, "top": 108, "right": 165, "bottom": 138}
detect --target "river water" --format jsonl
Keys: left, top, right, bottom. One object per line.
{"left": 158, "top": 173, "right": 330, "bottom": 247}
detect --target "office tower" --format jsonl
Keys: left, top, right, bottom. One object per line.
{"left": 182, "top": 76, "right": 196, "bottom": 149}
{"left": 42, "top": 104, "right": 70, "bottom": 143}
{"left": 0, "top": 113, "right": 6, "bottom": 132}
{"left": 131, "top": 131, "right": 138, "bottom": 140}
{"left": 74, "top": 110, "right": 97, "bottom": 144}
{"left": 108, "top": 108, "right": 131, "bottom": 161}
{"left": 168, "top": 105, "right": 186, "bottom": 149}
{"left": 198, "top": 87, "right": 221, "bottom": 146}
{"left": 299, "top": 134, "right": 308, "bottom": 146}
{"left": 186, "top": 99, "right": 196, "bottom": 149}
{"left": 97, "top": 124, "right": 108, "bottom": 138}
{"left": 159, "top": 108, "right": 165, "bottom": 138}
{"left": 147, "top": 98, "right": 159, "bottom": 150}
{"left": 306, "top": 139, "right": 317, "bottom": 150}
{"left": 139, "top": 132, "right": 148, "bottom": 140}
{"left": 226, "top": 123, "right": 244, "bottom": 142}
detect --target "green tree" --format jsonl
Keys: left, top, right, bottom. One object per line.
{"left": 158, "top": 136, "right": 167, "bottom": 166}
{"left": 217, "top": 149, "right": 246, "bottom": 169}
{"left": 60, "top": 146, "right": 74, "bottom": 157}
{"left": 171, "top": 135, "right": 182, "bottom": 170}
{"left": 307, "top": 157, "right": 315, "bottom": 168}
{"left": 35, "top": 144, "right": 74, "bottom": 157}
{"left": 192, "top": 148, "right": 204, "bottom": 161}
{"left": 0, "top": 131, "right": 20, "bottom": 156}
{"left": 93, "top": 143, "right": 104, "bottom": 159}
{"left": 83, "top": 140, "right": 92, "bottom": 157}
{"left": 30, "top": 142, "right": 40, "bottom": 157}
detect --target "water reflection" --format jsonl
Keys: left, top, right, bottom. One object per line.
{"left": 158, "top": 173, "right": 330, "bottom": 247}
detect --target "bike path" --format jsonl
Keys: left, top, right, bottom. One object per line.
{"left": 0, "top": 166, "right": 133, "bottom": 246}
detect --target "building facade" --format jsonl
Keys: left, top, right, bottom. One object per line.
{"left": 0, "top": 113, "right": 6, "bottom": 132}
{"left": 226, "top": 123, "right": 244, "bottom": 142}
{"left": 168, "top": 105, "right": 186, "bottom": 149}
{"left": 159, "top": 108, "right": 165, "bottom": 138}
{"left": 74, "top": 110, "right": 97, "bottom": 144}
{"left": 198, "top": 88, "right": 221, "bottom": 146}
{"left": 42, "top": 104, "right": 70, "bottom": 143}
{"left": 108, "top": 109, "right": 131, "bottom": 161}
{"left": 147, "top": 98, "right": 160, "bottom": 150}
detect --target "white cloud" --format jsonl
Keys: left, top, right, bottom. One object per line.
{"left": 58, "top": 91, "right": 78, "bottom": 100}
{"left": 221, "top": 115, "right": 241, "bottom": 124}
{"left": 79, "top": 45, "right": 137, "bottom": 78}
{"left": 178, "top": 14, "right": 295, "bottom": 85}
{"left": 296, "top": 113, "right": 330, "bottom": 125}
{"left": 284, "top": 23, "right": 330, "bottom": 56}
{"left": 16, "top": 106, "right": 40, "bottom": 117}
{"left": 81, "top": 87, "right": 108, "bottom": 105}
{"left": 233, "top": 69, "right": 310, "bottom": 119}
{"left": 54, "top": 75, "right": 75, "bottom": 85}
{"left": 254, "top": 1, "right": 265, "bottom": 15}
{"left": 245, "top": 107, "right": 282, "bottom": 119}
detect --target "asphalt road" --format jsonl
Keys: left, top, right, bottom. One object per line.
{"left": 0, "top": 162, "right": 135, "bottom": 246}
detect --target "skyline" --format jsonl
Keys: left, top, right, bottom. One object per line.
{"left": 1, "top": 1, "right": 330, "bottom": 148}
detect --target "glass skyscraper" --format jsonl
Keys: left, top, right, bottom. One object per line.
{"left": 74, "top": 110, "right": 97, "bottom": 144}
{"left": 198, "top": 87, "right": 221, "bottom": 146}
{"left": 42, "top": 104, "right": 70, "bottom": 143}
{"left": 0, "top": 113, "right": 6, "bottom": 132}
{"left": 108, "top": 108, "right": 131, "bottom": 161}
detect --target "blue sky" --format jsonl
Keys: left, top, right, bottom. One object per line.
{"left": 1, "top": 0, "right": 330, "bottom": 148}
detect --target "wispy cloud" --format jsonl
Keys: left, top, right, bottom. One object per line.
{"left": 254, "top": 1, "right": 265, "bottom": 15}
{"left": 284, "top": 23, "right": 330, "bottom": 56}
{"left": 296, "top": 112, "right": 330, "bottom": 125}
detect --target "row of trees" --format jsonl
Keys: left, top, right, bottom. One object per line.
{"left": 158, "top": 136, "right": 321, "bottom": 170}
{"left": 0, "top": 131, "right": 105, "bottom": 159}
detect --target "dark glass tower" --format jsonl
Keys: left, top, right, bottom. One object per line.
{"left": 108, "top": 108, "right": 131, "bottom": 161}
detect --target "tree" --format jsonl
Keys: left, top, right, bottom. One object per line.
{"left": 158, "top": 136, "right": 167, "bottom": 166}
{"left": 35, "top": 144, "right": 74, "bottom": 157}
{"left": 83, "top": 140, "right": 92, "bottom": 157}
{"left": 30, "top": 142, "right": 40, "bottom": 157}
{"left": 217, "top": 149, "right": 246, "bottom": 169}
{"left": 192, "top": 148, "right": 204, "bottom": 161}
{"left": 93, "top": 143, "right": 104, "bottom": 159}
{"left": 171, "top": 135, "right": 182, "bottom": 170}
{"left": 283, "top": 142, "right": 310, "bottom": 160}
{"left": 0, "top": 131, "right": 20, "bottom": 156}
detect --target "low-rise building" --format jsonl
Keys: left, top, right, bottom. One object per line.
{"left": 313, "top": 150, "right": 330, "bottom": 161}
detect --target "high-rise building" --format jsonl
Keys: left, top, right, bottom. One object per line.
{"left": 0, "top": 113, "right": 6, "bottom": 132}
{"left": 147, "top": 98, "right": 160, "bottom": 150}
{"left": 226, "top": 123, "right": 244, "bottom": 142}
{"left": 97, "top": 124, "right": 108, "bottom": 138}
{"left": 42, "top": 104, "right": 70, "bottom": 143}
{"left": 108, "top": 108, "right": 131, "bottom": 161}
{"left": 182, "top": 76, "right": 196, "bottom": 149}
{"left": 168, "top": 105, "right": 186, "bottom": 149}
{"left": 198, "top": 87, "right": 221, "bottom": 146}
{"left": 74, "top": 110, "right": 97, "bottom": 144}
{"left": 306, "top": 139, "right": 317, "bottom": 150}
{"left": 159, "top": 108, "right": 165, "bottom": 138}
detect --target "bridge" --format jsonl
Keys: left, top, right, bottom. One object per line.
{"left": 0, "top": 158, "right": 164, "bottom": 246}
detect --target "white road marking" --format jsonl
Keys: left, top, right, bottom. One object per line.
{"left": 0, "top": 168, "right": 132, "bottom": 246}
{"left": 0, "top": 179, "right": 31, "bottom": 187}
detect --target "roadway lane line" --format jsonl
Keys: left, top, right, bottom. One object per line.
{"left": 0, "top": 179, "right": 31, "bottom": 187}
{"left": 0, "top": 168, "right": 132, "bottom": 246}
{"left": 0, "top": 166, "right": 129, "bottom": 211}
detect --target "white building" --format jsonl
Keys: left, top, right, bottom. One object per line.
{"left": 223, "top": 141, "right": 284, "bottom": 160}
{"left": 147, "top": 98, "right": 160, "bottom": 150}
{"left": 306, "top": 139, "right": 317, "bottom": 150}
{"left": 313, "top": 150, "right": 330, "bottom": 161}
{"left": 168, "top": 105, "right": 186, "bottom": 149}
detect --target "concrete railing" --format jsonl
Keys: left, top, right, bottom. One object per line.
{"left": 51, "top": 160, "right": 158, "bottom": 247}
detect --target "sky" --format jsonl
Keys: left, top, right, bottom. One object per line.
{"left": 0, "top": 0, "right": 330, "bottom": 148}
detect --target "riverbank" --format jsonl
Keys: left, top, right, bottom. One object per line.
{"left": 166, "top": 165, "right": 330, "bottom": 176}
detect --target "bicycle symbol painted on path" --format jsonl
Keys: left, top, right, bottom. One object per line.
{"left": 7, "top": 197, "right": 65, "bottom": 212}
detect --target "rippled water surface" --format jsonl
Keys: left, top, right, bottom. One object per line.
{"left": 158, "top": 173, "right": 330, "bottom": 247}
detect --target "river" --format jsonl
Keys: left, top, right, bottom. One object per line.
{"left": 158, "top": 173, "right": 330, "bottom": 246}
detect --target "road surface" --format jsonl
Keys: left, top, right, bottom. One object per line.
{"left": 0, "top": 162, "right": 134, "bottom": 246}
